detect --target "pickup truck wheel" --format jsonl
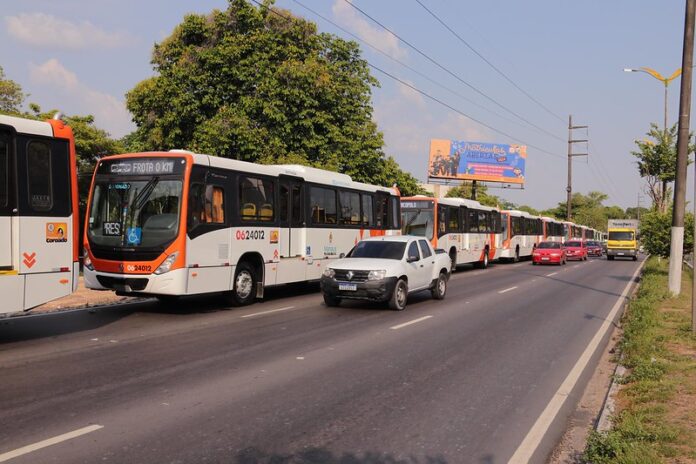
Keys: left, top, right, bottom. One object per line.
{"left": 323, "top": 293, "right": 341, "bottom": 307}
{"left": 431, "top": 272, "right": 447, "bottom": 300}
{"left": 608, "top": 255, "right": 614, "bottom": 261}
{"left": 389, "top": 279, "right": 408, "bottom": 311}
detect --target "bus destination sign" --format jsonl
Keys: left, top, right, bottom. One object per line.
{"left": 401, "top": 200, "right": 434, "bottom": 209}
{"left": 98, "top": 158, "right": 185, "bottom": 176}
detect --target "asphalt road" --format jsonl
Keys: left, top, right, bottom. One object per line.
{"left": 0, "top": 255, "right": 644, "bottom": 464}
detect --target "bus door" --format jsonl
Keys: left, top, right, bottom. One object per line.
{"left": 15, "top": 134, "right": 73, "bottom": 308}
{"left": 278, "top": 176, "right": 306, "bottom": 283}
{"left": 0, "top": 129, "right": 13, "bottom": 269}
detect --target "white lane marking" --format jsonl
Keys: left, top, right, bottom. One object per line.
{"left": 498, "top": 286, "right": 518, "bottom": 294}
{"left": 508, "top": 259, "right": 645, "bottom": 463}
{"left": 546, "top": 272, "right": 558, "bottom": 277}
{"left": 390, "top": 315, "right": 433, "bottom": 330}
{"left": 0, "top": 425, "right": 104, "bottom": 463}
{"left": 240, "top": 306, "right": 295, "bottom": 318}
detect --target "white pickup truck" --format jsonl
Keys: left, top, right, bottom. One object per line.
{"left": 320, "top": 235, "right": 452, "bottom": 310}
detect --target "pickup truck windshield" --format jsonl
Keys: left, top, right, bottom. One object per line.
{"left": 609, "top": 231, "right": 634, "bottom": 241}
{"left": 351, "top": 241, "right": 406, "bottom": 260}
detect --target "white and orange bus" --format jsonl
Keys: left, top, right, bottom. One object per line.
{"left": 0, "top": 114, "right": 80, "bottom": 315}
{"left": 542, "top": 217, "right": 565, "bottom": 243}
{"left": 563, "top": 221, "right": 583, "bottom": 241}
{"left": 400, "top": 196, "right": 502, "bottom": 269}
{"left": 83, "top": 151, "right": 401, "bottom": 305}
{"left": 499, "top": 210, "right": 544, "bottom": 261}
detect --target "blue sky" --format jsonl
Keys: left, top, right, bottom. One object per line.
{"left": 1, "top": 0, "right": 693, "bottom": 211}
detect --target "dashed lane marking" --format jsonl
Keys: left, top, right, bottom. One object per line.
{"left": 0, "top": 425, "right": 104, "bottom": 463}
{"left": 390, "top": 315, "right": 433, "bottom": 330}
{"left": 498, "top": 286, "right": 518, "bottom": 294}
{"left": 240, "top": 306, "right": 295, "bottom": 318}
{"left": 546, "top": 272, "right": 558, "bottom": 277}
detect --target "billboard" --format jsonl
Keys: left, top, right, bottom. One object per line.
{"left": 428, "top": 139, "right": 527, "bottom": 184}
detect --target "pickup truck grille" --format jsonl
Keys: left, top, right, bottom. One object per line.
{"left": 333, "top": 269, "right": 370, "bottom": 282}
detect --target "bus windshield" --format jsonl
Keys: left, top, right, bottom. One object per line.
{"left": 88, "top": 178, "right": 182, "bottom": 248}
{"left": 609, "top": 231, "right": 634, "bottom": 241}
{"left": 401, "top": 208, "right": 434, "bottom": 240}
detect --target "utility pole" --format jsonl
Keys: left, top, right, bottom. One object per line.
{"left": 669, "top": 0, "right": 695, "bottom": 297}
{"left": 566, "top": 115, "right": 588, "bottom": 220}
{"left": 637, "top": 193, "right": 644, "bottom": 221}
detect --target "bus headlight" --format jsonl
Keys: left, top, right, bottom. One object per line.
{"left": 154, "top": 252, "right": 179, "bottom": 275}
{"left": 83, "top": 250, "right": 94, "bottom": 271}
{"left": 367, "top": 270, "right": 387, "bottom": 281}
{"left": 323, "top": 268, "right": 335, "bottom": 278}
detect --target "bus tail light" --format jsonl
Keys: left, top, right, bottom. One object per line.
{"left": 155, "top": 252, "right": 179, "bottom": 275}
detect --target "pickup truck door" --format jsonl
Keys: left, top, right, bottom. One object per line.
{"left": 405, "top": 240, "right": 430, "bottom": 290}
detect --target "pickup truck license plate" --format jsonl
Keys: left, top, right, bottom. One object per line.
{"left": 618, "top": 252, "right": 624, "bottom": 256}
{"left": 339, "top": 283, "right": 357, "bottom": 291}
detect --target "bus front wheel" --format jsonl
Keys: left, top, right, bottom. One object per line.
{"left": 229, "top": 262, "right": 257, "bottom": 306}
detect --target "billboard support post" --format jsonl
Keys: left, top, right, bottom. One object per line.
{"left": 566, "top": 115, "right": 589, "bottom": 220}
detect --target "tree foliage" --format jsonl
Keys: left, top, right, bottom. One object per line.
{"left": 125, "top": 0, "right": 422, "bottom": 195}
{"left": 640, "top": 209, "right": 694, "bottom": 257}
{"left": 541, "top": 191, "right": 627, "bottom": 231}
{"left": 0, "top": 66, "right": 25, "bottom": 114}
{"left": 631, "top": 123, "right": 694, "bottom": 213}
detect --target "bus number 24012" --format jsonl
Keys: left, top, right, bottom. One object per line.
{"left": 235, "top": 230, "right": 265, "bottom": 240}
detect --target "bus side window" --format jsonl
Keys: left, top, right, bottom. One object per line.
{"left": 361, "top": 194, "right": 374, "bottom": 227}
{"left": 27, "top": 140, "right": 52, "bottom": 211}
{"left": 0, "top": 133, "right": 8, "bottom": 208}
{"left": 240, "top": 176, "right": 275, "bottom": 222}
{"left": 205, "top": 185, "right": 225, "bottom": 224}
{"left": 376, "top": 194, "right": 388, "bottom": 229}
{"left": 468, "top": 209, "right": 478, "bottom": 232}
{"left": 310, "top": 186, "right": 337, "bottom": 225}
{"left": 390, "top": 196, "right": 400, "bottom": 229}
{"left": 339, "top": 190, "right": 361, "bottom": 226}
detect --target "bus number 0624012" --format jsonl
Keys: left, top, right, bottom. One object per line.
{"left": 236, "top": 230, "right": 265, "bottom": 240}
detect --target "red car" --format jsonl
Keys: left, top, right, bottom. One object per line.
{"left": 532, "top": 241, "right": 567, "bottom": 265}
{"left": 585, "top": 240, "right": 603, "bottom": 257}
{"left": 564, "top": 240, "right": 588, "bottom": 261}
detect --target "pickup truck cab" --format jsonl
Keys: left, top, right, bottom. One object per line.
{"left": 320, "top": 236, "right": 451, "bottom": 310}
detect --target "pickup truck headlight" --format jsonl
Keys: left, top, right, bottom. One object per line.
{"left": 367, "top": 270, "right": 387, "bottom": 281}
{"left": 323, "top": 268, "right": 335, "bottom": 278}
{"left": 154, "top": 252, "right": 178, "bottom": 275}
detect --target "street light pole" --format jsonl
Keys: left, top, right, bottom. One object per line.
{"left": 623, "top": 67, "right": 682, "bottom": 131}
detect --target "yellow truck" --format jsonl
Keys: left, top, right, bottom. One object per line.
{"left": 606, "top": 219, "right": 638, "bottom": 261}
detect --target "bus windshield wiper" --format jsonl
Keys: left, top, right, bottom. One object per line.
{"left": 132, "top": 176, "right": 160, "bottom": 212}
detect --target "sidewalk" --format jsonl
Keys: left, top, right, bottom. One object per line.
{"left": 31, "top": 277, "right": 134, "bottom": 314}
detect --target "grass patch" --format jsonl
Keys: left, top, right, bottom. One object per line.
{"left": 583, "top": 257, "right": 696, "bottom": 463}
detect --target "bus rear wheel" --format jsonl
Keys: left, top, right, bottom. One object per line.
{"left": 228, "top": 262, "right": 257, "bottom": 306}
{"left": 475, "top": 250, "right": 489, "bottom": 269}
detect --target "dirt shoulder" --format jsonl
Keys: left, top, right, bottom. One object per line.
{"left": 28, "top": 277, "right": 134, "bottom": 314}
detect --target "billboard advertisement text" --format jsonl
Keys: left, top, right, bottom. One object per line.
{"left": 428, "top": 139, "right": 527, "bottom": 184}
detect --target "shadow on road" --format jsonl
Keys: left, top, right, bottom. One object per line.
{"left": 235, "top": 447, "right": 451, "bottom": 463}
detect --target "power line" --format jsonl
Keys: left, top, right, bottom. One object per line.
{"left": 368, "top": 63, "right": 564, "bottom": 160}
{"left": 340, "top": 0, "right": 566, "bottom": 144}
{"left": 249, "top": 0, "right": 563, "bottom": 161}
{"left": 414, "top": 0, "right": 566, "bottom": 124}
{"left": 290, "top": 0, "right": 524, "bottom": 129}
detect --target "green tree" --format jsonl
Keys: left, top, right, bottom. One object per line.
{"left": 0, "top": 66, "right": 25, "bottom": 114}
{"left": 631, "top": 123, "right": 694, "bottom": 213}
{"left": 640, "top": 209, "right": 694, "bottom": 257}
{"left": 445, "top": 182, "right": 504, "bottom": 207}
{"left": 125, "top": 0, "right": 421, "bottom": 194}
{"left": 543, "top": 191, "right": 625, "bottom": 231}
